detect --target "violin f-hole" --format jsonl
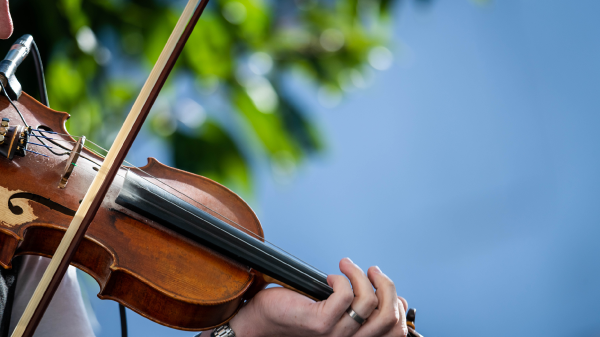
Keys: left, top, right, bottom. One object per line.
{"left": 8, "top": 192, "right": 76, "bottom": 216}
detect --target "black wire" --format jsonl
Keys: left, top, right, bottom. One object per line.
{"left": 0, "top": 80, "right": 28, "bottom": 126}
{"left": 119, "top": 304, "right": 128, "bottom": 337}
{"left": 32, "top": 128, "right": 71, "bottom": 155}
{"left": 0, "top": 80, "right": 70, "bottom": 156}
{"left": 30, "top": 39, "right": 49, "bottom": 107}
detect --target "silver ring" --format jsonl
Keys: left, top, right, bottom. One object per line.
{"left": 346, "top": 306, "right": 367, "bottom": 325}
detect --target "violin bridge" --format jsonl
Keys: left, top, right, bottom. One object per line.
{"left": 58, "top": 136, "right": 85, "bottom": 189}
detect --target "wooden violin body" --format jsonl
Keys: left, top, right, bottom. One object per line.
{"left": 0, "top": 93, "right": 268, "bottom": 330}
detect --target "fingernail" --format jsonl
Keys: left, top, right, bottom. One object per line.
{"left": 375, "top": 266, "right": 382, "bottom": 273}
{"left": 345, "top": 257, "right": 353, "bottom": 264}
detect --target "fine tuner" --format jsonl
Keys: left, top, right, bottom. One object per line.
{"left": 0, "top": 117, "right": 31, "bottom": 159}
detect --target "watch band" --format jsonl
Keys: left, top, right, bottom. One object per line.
{"left": 211, "top": 323, "right": 236, "bottom": 337}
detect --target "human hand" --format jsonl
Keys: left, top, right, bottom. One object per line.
{"left": 227, "top": 257, "right": 408, "bottom": 337}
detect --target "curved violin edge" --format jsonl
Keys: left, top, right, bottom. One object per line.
{"left": 0, "top": 228, "right": 20, "bottom": 269}
{"left": 136, "top": 157, "right": 265, "bottom": 240}
{"left": 98, "top": 269, "right": 254, "bottom": 331}
{"left": 16, "top": 93, "right": 110, "bottom": 164}
{"left": 13, "top": 223, "right": 262, "bottom": 330}
{"left": 15, "top": 93, "right": 70, "bottom": 135}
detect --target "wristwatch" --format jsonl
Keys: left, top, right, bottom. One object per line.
{"left": 211, "top": 323, "right": 236, "bottom": 337}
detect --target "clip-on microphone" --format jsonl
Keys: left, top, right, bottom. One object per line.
{"left": 0, "top": 34, "right": 33, "bottom": 101}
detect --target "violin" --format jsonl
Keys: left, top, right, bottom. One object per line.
{"left": 0, "top": 1, "right": 424, "bottom": 336}
{"left": 0, "top": 91, "right": 323, "bottom": 328}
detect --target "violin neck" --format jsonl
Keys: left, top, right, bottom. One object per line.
{"left": 262, "top": 274, "right": 322, "bottom": 301}
{"left": 115, "top": 171, "right": 333, "bottom": 301}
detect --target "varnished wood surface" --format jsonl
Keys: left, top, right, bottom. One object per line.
{"left": 0, "top": 93, "right": 267, "bottom": 330}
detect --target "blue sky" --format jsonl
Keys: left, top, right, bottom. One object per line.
{"left": 88, "top": 1, "right": 600, "bottom": 336}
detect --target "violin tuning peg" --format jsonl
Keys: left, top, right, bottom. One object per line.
{"left": 0, "top": 118, "right": 8, "bottom": 137}
{"left": 406, "top": 308, "right": 425, "bottom": 337}
{"left": 407, "top": 308, "right": 416, "bottom": 323}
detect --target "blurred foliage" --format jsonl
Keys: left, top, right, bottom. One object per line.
{"left": 1, "top": 0, "right": 421, "bottom": 195}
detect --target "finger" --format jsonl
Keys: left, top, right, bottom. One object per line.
{"left": 354, "top": 266, "right": 400, "bottom": 337}
{"left": 340, "top": 258, "right": 379, "bottom": 318}
{"left": 310, "top": 273, "right": 354, "bottom": 333}
{"left": 333, "top": 258, "right": 379, "bottom": 336}
{"left": 398, "top": 296, "right": 408, "bottom": 313}
{"left": 397, "top": 296, "right": 408, "bottom": 336}
{"left": 379, "top": 300, "right": 409, "bottom": 337}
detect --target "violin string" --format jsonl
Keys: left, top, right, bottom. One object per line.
{"left": 84, "top": 140, "right": 294, "bottom": 251}
{"left": 122, "top": 180, "right": 331, "bottom": 289}
{"left": 122, "top": 164, "right": 330, "bottom": 283}
{"left": 31, "top": 129, "right": 80, "bottom": 138}
{"left": 28, "top": 142, "right": 54, "bottom": 149}
{"left": 126, "top": 165, "right": 269, "bottom": 241}
{"left": 30, "top": 134, "right": 78, "bottom": 143}
{"left": 0, "top": 93, "right": 73, "bottom": 157}
{"left": 61, "top": 140, "right": 263, "bottom": 241}
{"left": 33, "top": 133, "right": 329, "bottom": 286}
{"left": 80, "top": 139, "right": 328, "bottom": 281}
{"left": 29, "top": 132, "right": 274, "bottom": 247}
{"left": 23, "top": 148, "right": 49, "bottom": 158}
{"left": 0, "top": 81, "right": 80, "bottom": 157}
{"left": 84, "top": 139, "right": 268, "bottom": 241}
{"left": 29, "top": 132, "right": 123, "bottom": 177}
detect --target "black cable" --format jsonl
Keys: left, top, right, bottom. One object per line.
{"left": 30, "top": 40, "right": 49, "bottom": 108}
{"left": 32, "top": 128, "right": 71, "bottom": 155}
{"left": 0, "top": 80, "right": 28, "bottom": 126}
{"left": 0, "top": 80, "right": 70, "bottom": 156}
{"left": 119, "top": 304, "right": 128, "bottom": 337}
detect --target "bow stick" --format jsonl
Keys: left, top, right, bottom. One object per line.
{"left": 11, "top": 0, "right": 209, "bottom": 336}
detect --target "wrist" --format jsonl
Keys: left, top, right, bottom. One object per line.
{"left": 228, "top": 301, "right": 263, "bottom": 337}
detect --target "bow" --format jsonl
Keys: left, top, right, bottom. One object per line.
{"left": 10, "top": 1, "right": 210, "bottom": 336}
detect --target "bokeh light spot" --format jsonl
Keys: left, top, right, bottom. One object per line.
{"left": 245, "top": 76, "right": 279, "bottom": 113}
{"left": 368, "top": 46, "right": 393, "bottom": 70}
{"left": 320, "top": 29, "right": 345, "bottom": 52}
{"left": 176, "top": 98, "right": 206, "bottom": 129}
{"left": 94, "top": 47, "right": 112, "bottom": 65}
{"left": 222, "top": 2, "right": 247, "bottom": 25}
{"left": 151, "top": 102, "right": 177, "bottom": 137}
{"left": 76, "top": 26, "right": 97, "bottom": 54}
{"left": 249, "top": 52, "right": 273, "bottom": 76}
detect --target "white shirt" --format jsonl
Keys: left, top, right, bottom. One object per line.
{"left": 9, "top": 256, "right": 95, "bottom": 337}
